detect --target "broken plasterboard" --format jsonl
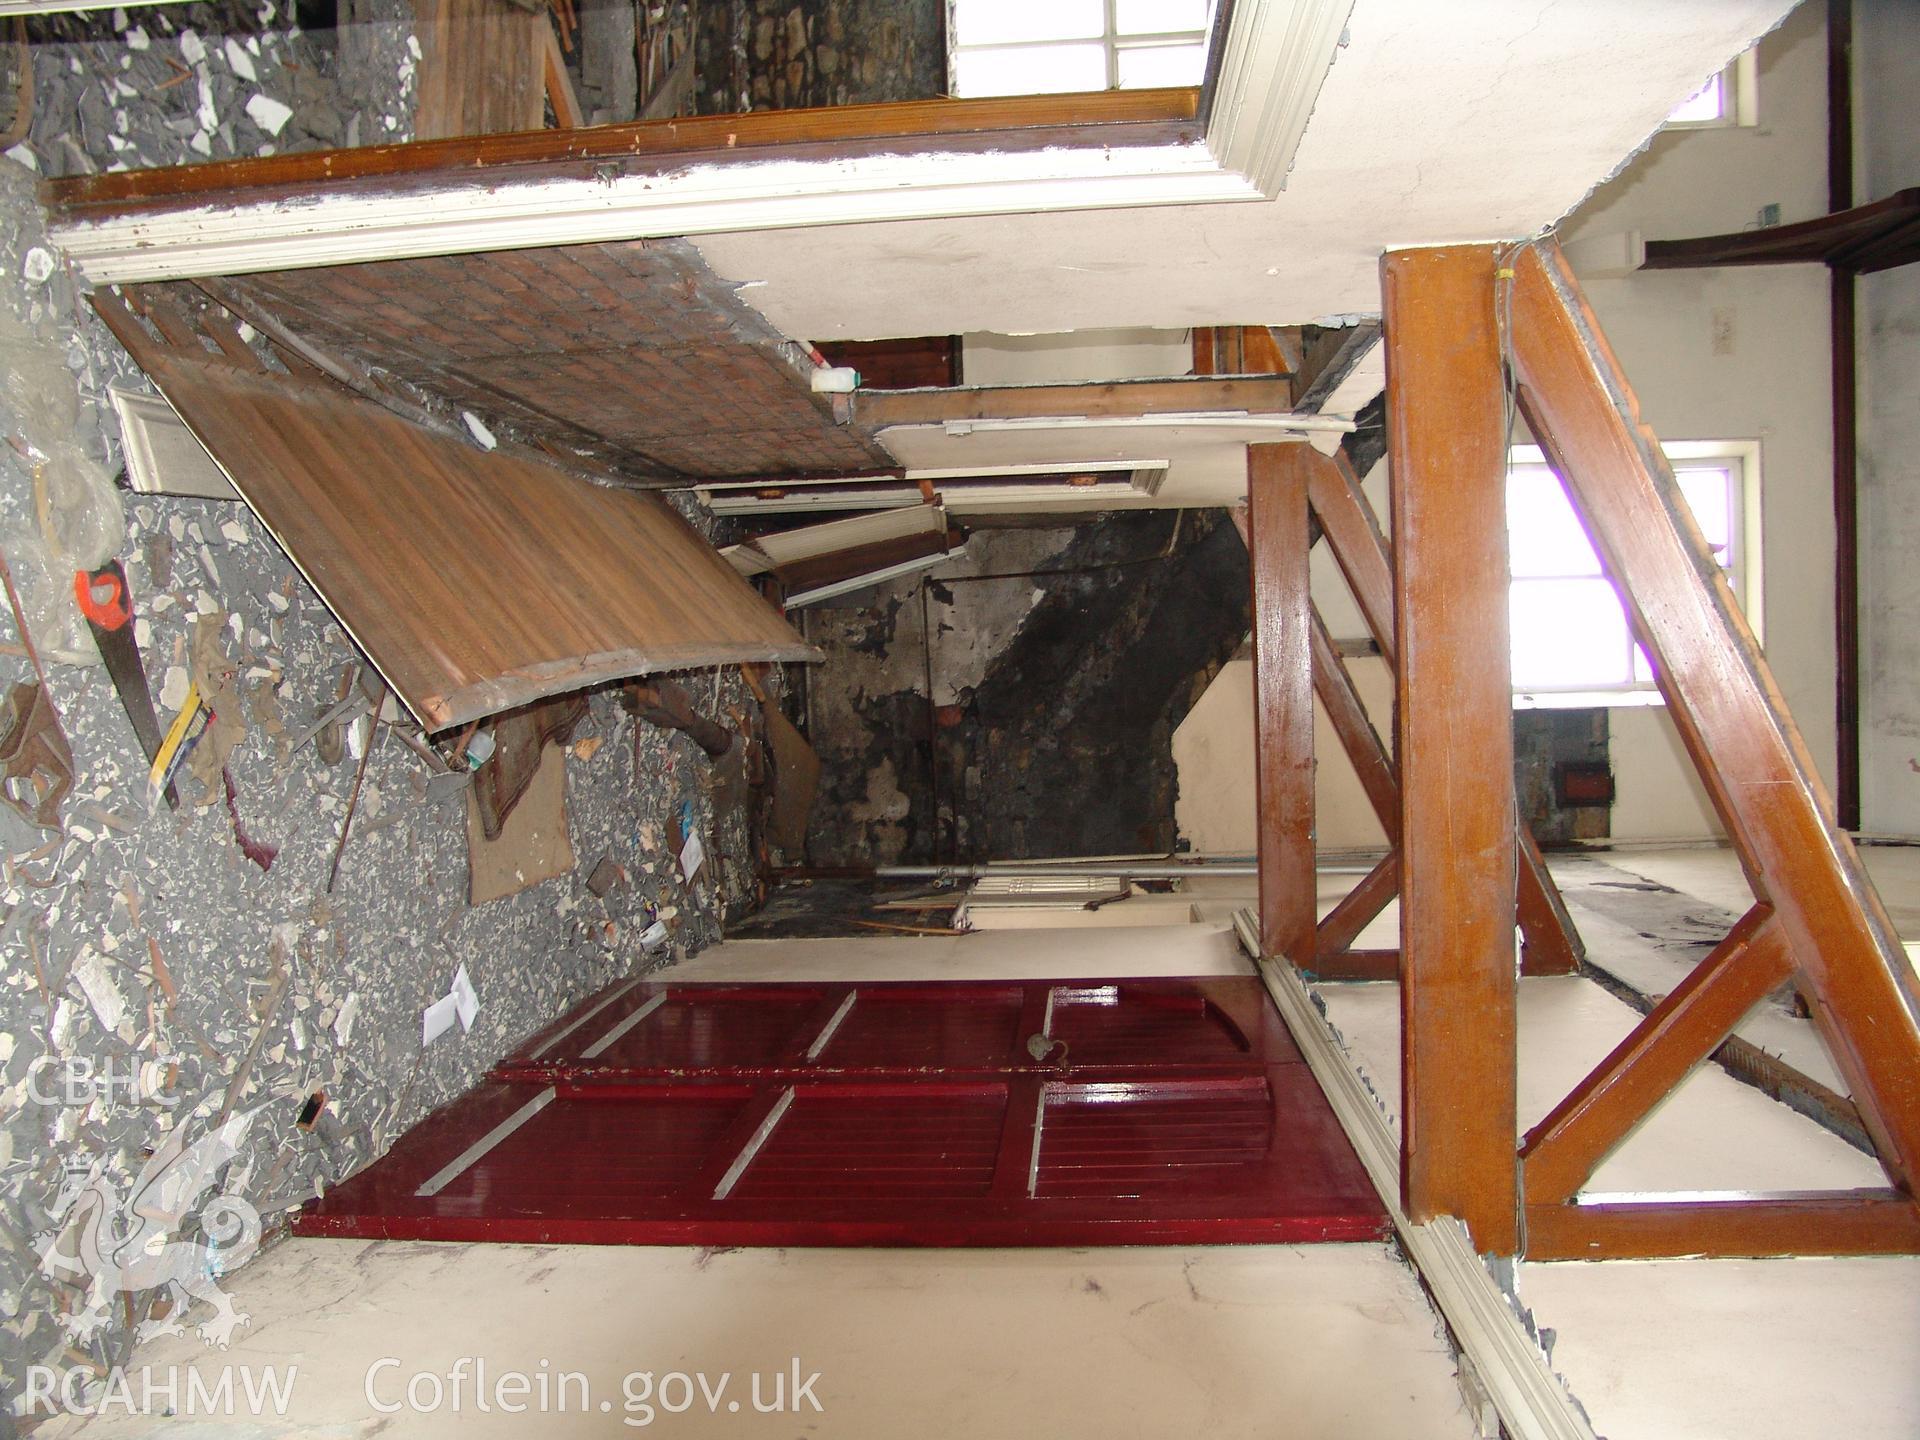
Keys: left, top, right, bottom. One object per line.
{"left": 466, "top": 742, "right": 574, "bottom": 905}
{"left": 109, "top": 385, "right": 241, "bottom": 501}
{"left": 722, "top": 502, "right": 963, "bottom": 607}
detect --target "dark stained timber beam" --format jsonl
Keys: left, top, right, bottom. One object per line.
{"left": 1306, "top": 949, "right": 1401, "bottom": 983}
{"left": 45, "top": 88, "right": 1203, "bottom": 212}
{"left": 1300, "top": 445, "right": 1583, "bottom": 977}
{"left": 1521, "top": 906, "right": 1791, "bottom": 1205}
{"left": 1248, "top": 444, "right": 1316, "bottom": 967}
{"left": 1523, "top": 1191, "right": 1920, "bottom": 1261}
{"left": 1385, "top": 244, "right": 1519, "bottom": 1255}
{"left": 1514, "top": 826, "right": 1582, "bottom": 976}
{"left": 1511, "top": 240, "right": 1920, "bottom": 1197}
{"left": 857, "top": 375, "right": 1300, "bottom": 429}
{"left": 1315, "top": 851, "right": 1400, "bottom": 958}
{"left": 1309, "top": 607, "right": 1400, "bottom": 838}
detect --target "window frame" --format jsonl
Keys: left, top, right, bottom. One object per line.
{"left": 947, "top": 0, "right": 1217, "bottom": 98}
{"left": 1508, "top": 439, "right": 1762, "bottom": 710}
{"left": 1662, "top": 48, "right": 1759, "bottom": 131}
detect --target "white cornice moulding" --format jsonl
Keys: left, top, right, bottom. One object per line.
{"left": 54, "top": 144, "right": 1256, "bottom": 284}
{"left": 1238, "top": 914, "right": 1600, "bottom": 1440}
{"left": 49, "top": 2, "right": 1350, "bottom": 284}
{"left": 1204, "top": 0, "right": 1357, "bottom": 193}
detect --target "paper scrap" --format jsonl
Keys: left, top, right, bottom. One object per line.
{"left": 422, "top": 993, "right": 458, "bottom": 1047}
{"left": 451, "top": 964, "right": 479, "bottom": 1033}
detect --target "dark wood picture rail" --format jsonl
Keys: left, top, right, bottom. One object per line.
{"left": 1641, "top": 187, "right": 1920, "bottom": 275}
{"left": 44, "top": 88, "right": 1202, "bottom": 215}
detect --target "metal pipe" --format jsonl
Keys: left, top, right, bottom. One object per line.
{"left": 859, "top": 861, "right": 1381, "bottom": 880}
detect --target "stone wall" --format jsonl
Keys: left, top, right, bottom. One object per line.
{"left": 695, "top": 0, "right": 944, "bottom": 115}
{"left": 0, "top": 25, "right": 755, "bottom": 1426}
{"left": 800, "top": 511, "right": 1252, "bottom": 866}
{"left": 24, "top": 0, "right": 416, "bottom": 176}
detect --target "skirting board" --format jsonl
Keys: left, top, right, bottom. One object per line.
{"left": 1234, "top": 910, "right": 1598, "bottom": 1440}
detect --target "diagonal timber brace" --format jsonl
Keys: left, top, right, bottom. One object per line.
{"left": 1510, "top": 240, "right": 1920, "bottom": 1206}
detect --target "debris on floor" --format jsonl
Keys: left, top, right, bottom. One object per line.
{"left": 0, "top": 90, "right": 777, "bottom": 1417}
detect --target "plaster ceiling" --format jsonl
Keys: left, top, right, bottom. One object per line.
{"left": 692, "top": 0, "right": 1797, "bottom": 342}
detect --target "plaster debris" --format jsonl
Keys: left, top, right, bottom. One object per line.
{"left": 69, "top": 947, "right": 129, "bottom": 1035}
{"left": 461, "top": 410, "right": 498, "bottom": 450}
{"left": 0, "top": 18, "right": 764, "bottom": 1412}
{"left": 245, "top": 93, "right": 292, "bottom": 136}
{"left": 224, "top": 37, "right": 258, "bottom": 81}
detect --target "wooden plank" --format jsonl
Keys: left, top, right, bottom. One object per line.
{"left": 1292, "top": 320, "right": 1382, "bottom": 414}
{"left": 1832, "top": 267, "right": 1860, "bottom": 830}
{"left": 1580, "top": 953, "right": 1873, "bottom": 1154}
{"left": 1520, "top": 907, "right": 1791, "bottom": 1205}
{"left": 1524, "top": 1191, "right": 1920, "bottom": 1260}
{"left": 1304, "top": 447, "right": 1396, "bottom": 664}
{"left": 1386, "top": 244, "right": 1518, "bottom": 1255}
{"left": 1248, "top": 444, "right": 1316, "bottom": 967}
{"left": 413, "top": 0, "right": 544, "bottom": 141}
{"left": 1300, "top": 444, "right": 1583, "bottom": 978}
{"left": 543, "top": 16, "right": 584, "bottom": 129}
{"left": 857, "top": 375, "right": 1301, "bottom": 430}
{"left": 1309, "top": 606, "right": 1399, "bottom": 836}
{"left": 115, "top": 329, "right": 816, "bottom": 731}
{"left": 1314, "top": 852, "right": 1398, "bottom": 957}
{"left": 1511, "top": 239, "right": 1920, "bottom": 1195}
{"left": 46, "top": 89, "right": 1202, "bottom": 213}
{"left": 1306, "top": 949, "right": 1400, "bottom": 983}
{"left": 1515, "top": 826, "right": 1583, "bottom": 976}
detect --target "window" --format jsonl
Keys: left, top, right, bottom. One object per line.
{"left": 1508, "top": 442, "right": 1760, "bottom": 708}
{"left": 949, "top": 0, "right": 1216, "bottom": 99}
{"left": 1663, "top": 49, "right": 1758, "bottom": 129}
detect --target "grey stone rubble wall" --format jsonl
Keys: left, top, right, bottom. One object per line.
{"left": 24, "top": 0, "right": 417, "bottom": 176}
{"left": 0, "top": 25, "right": 763, "bottom": 1426}
{"left": 695, "top": 0, "right": 944, "bottom": 115}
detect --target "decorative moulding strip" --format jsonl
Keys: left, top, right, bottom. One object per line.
{"left": 1237, "top": 912, "right": 1599, "bottom": 1440}
{"left": 47, "top": 3, "right": 1350, "bottom": 283}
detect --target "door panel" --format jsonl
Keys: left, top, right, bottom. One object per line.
{"left": 298, "top": 977, "right": 1387, "bottom": 1247}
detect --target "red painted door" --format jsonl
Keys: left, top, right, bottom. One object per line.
{"left": 296, "top": 977, "right": 1386, "bottom": 1247}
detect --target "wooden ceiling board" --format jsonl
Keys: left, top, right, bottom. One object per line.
{"left": 134, "top": 345, "right": 819, "bottom": 730}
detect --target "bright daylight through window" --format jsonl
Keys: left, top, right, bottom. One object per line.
{"left": 949, "top": 0, "right": 1217, "bottom": 97}
{"left": 1508, "top": 444, "right": 1757, "bottom": 707}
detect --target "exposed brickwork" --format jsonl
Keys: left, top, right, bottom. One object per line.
{"left": 696, "top": 0, "right": 945, "bottom": 115}
{"left": 213, "top": 238, "right": 895, "bottom": 481}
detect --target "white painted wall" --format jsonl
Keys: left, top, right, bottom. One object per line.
{"left": 1856, "top": 1, "right": 1920, "bottom": 835}
{"left": 1175, "top": 459, "right": 1392, "bottom": 855}
{"left": 1555, "top": 1, "right": 1834, "bottom": 842}
{"left": 960, "top": 329, "right": 1192, "bottom": 386}
{"left": 1176, "top": 7, "right": 1841, "bottom": 850}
